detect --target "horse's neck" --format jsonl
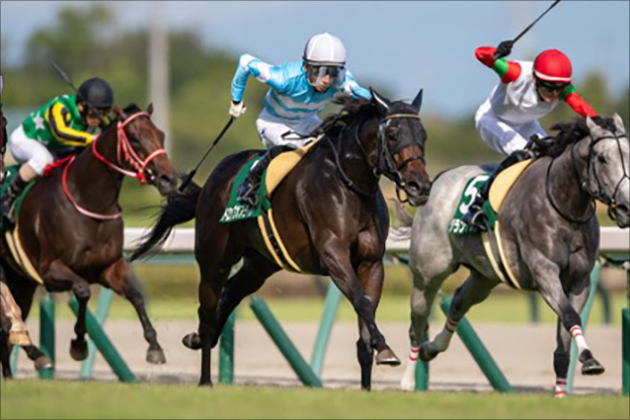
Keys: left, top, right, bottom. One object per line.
{"left": 548, "top": 140, "right": 593, "bottom": 219}
{"left": 69, "top": 128, "right": 124, "bottom": 212}
{"left": 336, "top": 117, "right": 380, "bottom": 193}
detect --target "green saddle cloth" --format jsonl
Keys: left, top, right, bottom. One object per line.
{"left": 449, "top": 174, "right": 498, "bottom": 235}
{"left": 1, "top": 166, "right": 36, "bottom": 234}
{"left": 220, "top": 158, "right": 272, "bottom": 224}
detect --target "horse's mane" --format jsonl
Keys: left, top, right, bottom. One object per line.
{"left": 544, "top": 116, "right": 617, "bottom": 157}
{"left": 315, "top": 98, "right": 379, "bottom": 138}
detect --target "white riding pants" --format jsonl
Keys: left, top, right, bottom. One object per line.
{"left": 9, "top": 126, "right": 53, "bottom": 176}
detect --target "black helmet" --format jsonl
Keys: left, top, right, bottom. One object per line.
{"left": 77, "top": 78, "right": 114, "bottom": 111}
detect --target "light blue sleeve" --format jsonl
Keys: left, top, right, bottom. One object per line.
{"left": 231, "top": 55, "right": 290, "bottom": 102}
{"left": 340, "top": 70, "right": 372, "bottom": 100}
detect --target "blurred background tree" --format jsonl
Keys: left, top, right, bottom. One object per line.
{"left": 2, "top": 4, "right": 628, "bottom": 217}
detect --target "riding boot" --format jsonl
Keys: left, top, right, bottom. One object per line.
{"left": 237, "top": 145, "right": 295, "bottom": 207}
{"left": 1, "top": 174, "right": 28, "bottom": 223}
{"left": 462, "top": 149, "right": 534, "bottom": 231}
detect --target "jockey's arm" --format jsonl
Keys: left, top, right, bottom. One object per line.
{"left": 231, "top": 54, "right": 288, "bottom": 103}
{"left": 340, "top": 70, "right": 373, "bottom": 101}
{"left": 46, "top": 103, "right": 94, "bottom": 147}
{"left": 475, "top": 47, "right": 522, "bottom": 84}
{"left": 561, "top": 85, "right": 598, "bottom": 118}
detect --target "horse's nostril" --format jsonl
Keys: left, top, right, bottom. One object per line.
{"left": 618, "top": 204, "right": 630, "bottom": 216}
{"left": 159, "top": 174, "right": 176, "bottom": 188}
{"left": 407, "top": 181, "right": 421, "bottom": 195}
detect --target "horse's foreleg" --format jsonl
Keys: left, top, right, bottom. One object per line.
{"left": 102, "top": 259, "right": 166, "bottom": 365}
{"left": 322, "top": 246, "right": 399, "bottom": 383}
{"left": 420, "top": 272, "right": 497, "bottom": 363}
{"left": 535, "top": 266, "right": 605, "bottom": 378}
{"left": 44, "top": 260, "right": 91, "bottom": 361}
{"left": 401, "top": 273, "right": 442, "bottom": 391}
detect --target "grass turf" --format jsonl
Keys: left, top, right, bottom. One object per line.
{"left": 1, "top": 381, "right": 628, "bottom": 420}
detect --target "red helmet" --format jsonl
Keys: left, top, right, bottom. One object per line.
{"left": 534, "top": 49, "right": 573, "bottom": 84}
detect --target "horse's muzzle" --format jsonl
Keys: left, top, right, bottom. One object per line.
{"left": 614, "top": 203, "right": 630, "bottom": 229}
{"left": 405, "top": 180, "right": 432, "bottom": 207}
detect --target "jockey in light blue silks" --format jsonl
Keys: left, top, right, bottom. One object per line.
{"left": 229, "top": 33, "right": 373, "bottom": 207}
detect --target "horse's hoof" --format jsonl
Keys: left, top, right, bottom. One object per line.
{"left": 70, "top": 339, "right": 89, "bottom": 361}
{"left": 579, "top": 350, "right": 606, "bottom": 376}
{"left": 146, "top": 349, "right": 167, "bottom": 365}
{"left": 198, "top": 379, "right": 213, "bottom": 388}
{"left": 375, "top": 348, "right": 401, "bottom": 366}
{"left": 183, "top": 333, "right": 202, "bottom": 350}
{"left": 34, "top": 355, "right": 54, "bottom": 371}
{"left": 418, "top": 343, "right": 439, "bottom": 362}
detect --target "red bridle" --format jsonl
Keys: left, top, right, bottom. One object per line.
{"left": 63, "top": 112, "right": 167, "bottom": 220}
{"left": 92, "top": 112, "right": 167, "bottom": 185}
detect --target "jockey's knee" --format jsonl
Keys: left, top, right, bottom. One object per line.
{"left": 26, "top": 154, "right": 53, "bottom": 177}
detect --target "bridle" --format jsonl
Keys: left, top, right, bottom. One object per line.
{"left": 63, "top": 112, "right": 167, "bottom": 220}
{"left": 325, "top": 112, "right": 426, "bottom": 202}
{"left": 547, "top": 130, "right": 629, "bottom": 224}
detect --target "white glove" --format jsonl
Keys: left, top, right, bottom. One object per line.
{"left": 229, "top": 101, "right": 247, "bottom": 118}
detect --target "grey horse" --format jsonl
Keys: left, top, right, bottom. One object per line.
{"left": 397, "top": 115, "right": 629, "bottom": 396}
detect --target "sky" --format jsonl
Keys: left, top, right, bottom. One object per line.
{"left": 1, "top": 0, "right": 629, "bottom": 118}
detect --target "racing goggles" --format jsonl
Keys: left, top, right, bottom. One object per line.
{"left": 307, "top": 64, "right": 344, "bottom": 88}
{"left": 535, "top": 77, "right": 570, "bottom": 93}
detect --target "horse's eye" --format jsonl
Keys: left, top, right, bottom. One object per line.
{"left": 598, "top": 155, "right": 608, "bottom": 164}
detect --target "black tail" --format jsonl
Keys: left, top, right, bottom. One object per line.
{"left": 131, "top": 182, "right": 202, "bottom": 261}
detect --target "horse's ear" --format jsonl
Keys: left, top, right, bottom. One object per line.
{"left": 412, "top": 89, "right": 424, "bottom": 112}
{"left": 113, "top": 106, "right": 125, "bottom": 120}
{"left": 612, "top": 113, "right": 627, "bottom": 135}
{"left": 371, "top": 88, "right": 390, "bottom": 116}
{"left": 147, "top": 103, "right": 154, "bottom": 116}
{"left": 586, "top": 116, "right": 602, "bottom": 135}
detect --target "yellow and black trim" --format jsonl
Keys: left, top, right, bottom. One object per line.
{"left": 46, "top": 103, "right": 94, "bottom": 147}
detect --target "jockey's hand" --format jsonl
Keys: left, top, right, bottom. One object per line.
{"left": 493, "top": 40, "right": 514, "bottom": 61}
{"left": 229, "top": 101, "right": 247, "bottom": 118}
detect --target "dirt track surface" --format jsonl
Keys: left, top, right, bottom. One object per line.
{"left": 14, "top": 318, "right": 623, "bottom": 394}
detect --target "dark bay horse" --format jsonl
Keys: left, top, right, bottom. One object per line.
{"left": 397, "top": 115, "right": 629, "bottom": 395}
{"left": 133, "top": 90, "right": 432, "bottom": 389}
{"left": 1, "top": 104, "right": 179, "bottom": 372}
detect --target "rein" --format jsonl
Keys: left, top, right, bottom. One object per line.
{"left": 63, "top": 112, "right": 166, "bottom": 220}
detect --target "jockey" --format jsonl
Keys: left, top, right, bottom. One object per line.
{"left": 1, "top": 78, "right": 114, "bottom": 221}
{"left": 229, "top": 33, "right": 373, "bottom": 207}
{"left": 463, "top": 41, "right": 598, "bottom": 231}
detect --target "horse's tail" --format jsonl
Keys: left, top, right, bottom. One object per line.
{"left": 131, "top": 182, "right": 202, "bottom": 261}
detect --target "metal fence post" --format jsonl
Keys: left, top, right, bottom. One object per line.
{"left": 440, "top": 296, "right": 512, "bottom": 393}
{"left": 250, "top": 296, "right": 322, "bottom": 388}
{"left": 219, "top": 312, "right": 235, "bottom": 385}
{"left": 311, "top": 282, "right": 342, "bottom": 377}
{"left": 39, "top": 293, "right": 55, "bottom": 380}
{"left": 80, "top": 288, "right": 114, "bottom": 380}
{"left": 68, "top": 295, "right": 136, "bottom": 383}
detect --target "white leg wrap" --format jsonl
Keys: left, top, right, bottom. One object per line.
{"left": 400, "top": 346, "right": 419, "bottom": 391}
{"left": 555, "top": 378, "right": 567, "bottom": 398}
{"left": 570, "top": 326, "right": 590, "bottom": 354}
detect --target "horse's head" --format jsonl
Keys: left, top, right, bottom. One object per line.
{"left": 112, "top": 104, "right": 179, "bottom": 196}
{"left": 371, "top": 89, "right": 431, "bottom": 207}
{"left": 581, "top": 115, "right": 630, "bottom": 228}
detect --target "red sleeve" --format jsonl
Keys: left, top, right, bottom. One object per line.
{"left": 564, "top": 92, "right": 598, "bottom": 118}
{"left": 475, "top": 47, "right": 497, "bottom": 68}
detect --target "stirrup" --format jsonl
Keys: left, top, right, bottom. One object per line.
{"left": 463, "top": 206, "right": 488, "bottom": 232}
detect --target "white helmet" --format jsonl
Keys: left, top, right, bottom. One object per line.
{"left": 303, "top": 33, "right": 347, "bottom": 67}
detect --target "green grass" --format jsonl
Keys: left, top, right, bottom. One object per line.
{"left": 30, "top": 292, "right": 628, "bottom": 326}
{"left": 1, "top": 381, "right": 628, "bottom": 420}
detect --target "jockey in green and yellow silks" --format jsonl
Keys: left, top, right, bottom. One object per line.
{"left": 1, "top": 78, "right": 114, "bottom": 221}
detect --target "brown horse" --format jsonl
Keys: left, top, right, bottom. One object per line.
{"left": 133, "top": 90, "right": 432, "bottom": 389}
{"left": 1, "top": 104, "right": 179, "bottom": 370}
